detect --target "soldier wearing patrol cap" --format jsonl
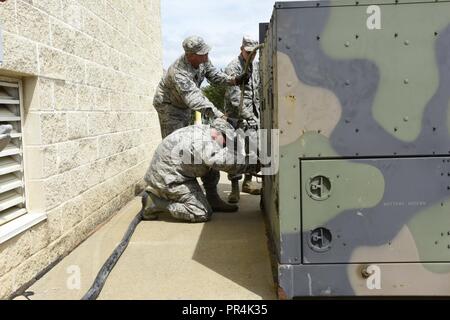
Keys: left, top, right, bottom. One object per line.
{"left": 224, "top": 35, "right": 262, "bottom": 203}
{"left": 152, "top": 35, "right": 250, "bottom": 213}
{"left": 142, "top": 119, "right": 260, "bottom": 223}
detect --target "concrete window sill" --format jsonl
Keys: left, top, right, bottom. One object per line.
{"left": 0, "top": 212, "right": 47, "bottom": 244}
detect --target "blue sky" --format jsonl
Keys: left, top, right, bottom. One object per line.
{"left": 161, "top": 0, "right": 300, "bottom": 70}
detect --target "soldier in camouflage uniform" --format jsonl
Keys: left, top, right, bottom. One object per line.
{"left": 224, "top": 36, "right": 262, "bottom": 203}
{"left": 153, "top": 35, "right": 250, "bottom": 213}
{"left": 143, "top": 119, "right": 260, "bottom": 223}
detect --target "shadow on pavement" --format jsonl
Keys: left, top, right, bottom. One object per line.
{"left": 191, "top": 182, "right": 276, "bottom": 299}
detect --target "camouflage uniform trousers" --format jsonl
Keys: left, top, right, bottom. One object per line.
{"left": 155, "top": 103, "right": 192, "bottom": 139}
{"left": 155, "top": 103, "right": 221, "bottom": 194}
{"left": 148, "top": 180, "right": 213, "bottom": 223}
{"left": 227, "top": 126, "right": 260, "bottom": 183}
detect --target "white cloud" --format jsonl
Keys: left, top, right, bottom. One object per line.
{"left": 161, "top": 0, "right": 301, "bottom": 70}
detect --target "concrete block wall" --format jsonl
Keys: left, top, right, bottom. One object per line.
{"left": 0, "top": 0, "right": 162, "bottom": 299}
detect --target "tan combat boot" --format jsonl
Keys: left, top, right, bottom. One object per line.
{"left": 228, "top": 180, "right": 240, "bottom": 204}
{"left": 242, "top": 175, "right": 261, "bottom": 195}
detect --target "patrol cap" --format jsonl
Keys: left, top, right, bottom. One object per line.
{"left": 242, "top": 35, "right": 259, "bottom": 52}
{"left": 182, "top": 36, "right": 211, "bottom": 55}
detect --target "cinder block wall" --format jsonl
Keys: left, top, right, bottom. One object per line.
{"left": 0, "top": 0, "right": 162, "bottom": 298}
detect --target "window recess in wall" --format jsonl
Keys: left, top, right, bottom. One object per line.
{"left": 0, "top": 79, "right": 27, "bottom": 227}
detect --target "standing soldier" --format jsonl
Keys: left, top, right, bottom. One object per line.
{"left": 224, "top": 35, "right": 262, "bottom": 203}
{"left": 153, "top": 35, "right": 249, "bottom": 212}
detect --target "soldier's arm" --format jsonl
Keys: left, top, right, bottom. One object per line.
{"left": 204, "top": 60, "right": 235, "bottom": 86}
{"left": 204, "top": 147, "right": 260, "bottom": 175}
{"left": 225, "top": 62, "right": 256, "bottom": 119}
{"left": 224, "top": 63, "right": 241, "bottom": 116}
{"left": 210, "top": 158, "right": 260, "bottom": 176}
{"left": 173, "top": 72, "right": 224, "bottom": 118}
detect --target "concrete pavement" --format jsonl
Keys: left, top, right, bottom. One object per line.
{"left": 17, "top": 178, "right": 276, "bottom": 300}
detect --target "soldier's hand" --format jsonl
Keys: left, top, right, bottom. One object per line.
{"left": 234, "top": 72, "right": 250, "bottom": 86}
{"left": 246, "top": 118, "right": 259, "bottom": 130}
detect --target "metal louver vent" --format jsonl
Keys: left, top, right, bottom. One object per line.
{"left": 0, "top": 80, "right": 26, "bottom": 227}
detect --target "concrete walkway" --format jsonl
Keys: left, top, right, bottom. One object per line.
{"left": 18, "top": 178, "right": 276, "bottom": 300}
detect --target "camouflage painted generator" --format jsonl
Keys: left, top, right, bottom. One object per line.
{"left": 259, "top": 0, "right": 450, "bottom": 298}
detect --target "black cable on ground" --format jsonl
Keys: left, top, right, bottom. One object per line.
{"left": 81, "top": 194, "right": 147, "bottom": 300}
{"left": 82, "top": 53, "right": 266, "bottom": 299}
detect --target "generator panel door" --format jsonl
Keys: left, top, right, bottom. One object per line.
{"left": 301, "top": 157, "right": 450, "bottom": 264}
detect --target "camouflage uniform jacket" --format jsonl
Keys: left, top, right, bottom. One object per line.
{"left": 144, "top": 125, "right": 259, "bottom": 198}
{"left": 224, "top": 55, "right": 260, "bottom": 121}
{"left": 153, "top": 55, "right": 234, "bottom": 118}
